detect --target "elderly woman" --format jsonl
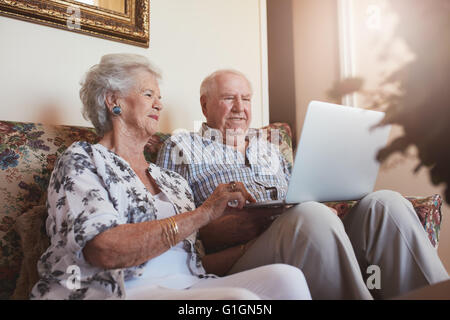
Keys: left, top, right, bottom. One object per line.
{"left": 30, "top": 54, "right": 311, "bottom": 300}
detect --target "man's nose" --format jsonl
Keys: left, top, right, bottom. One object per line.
{"left": 232, "top": 98, "right": 245, "bottom": 112}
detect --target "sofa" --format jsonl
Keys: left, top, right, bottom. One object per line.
{"left": 0, "top": 120, "right": 444, "bottom": 299}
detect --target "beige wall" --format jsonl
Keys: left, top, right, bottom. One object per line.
{"left": 267, "top": 0, "right": 449, "bottom": 272}
{"left": 267, "top": 0, "right": 340, "bottom": 146}
{"left": 267, "top": 0, "right": 297, "bottom": 139}
{"left": 291, "top": 0, "right": 341, "bottom": 141}
{"left": 0, "top": 0, "right": 268, "bottom": 133}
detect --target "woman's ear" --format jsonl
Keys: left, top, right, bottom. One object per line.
{"left": 104, "top": 91, "right": 119, "bottom": 112}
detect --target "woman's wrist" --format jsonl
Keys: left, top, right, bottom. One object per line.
{"left": 196, "top": 203, "right": 214, "bottom": 226}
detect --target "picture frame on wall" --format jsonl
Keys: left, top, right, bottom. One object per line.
{"left": 0, "top": 0, "right": 150, "bottom": 48}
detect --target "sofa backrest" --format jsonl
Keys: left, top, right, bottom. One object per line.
{"left": 0, "top": 120, "right": 293, "bottom": 299}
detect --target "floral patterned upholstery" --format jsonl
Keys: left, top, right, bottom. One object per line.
{"left": 0, "top": 120, "right": 443, "bottom": 299}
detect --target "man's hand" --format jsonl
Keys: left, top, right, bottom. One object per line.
{"left": 199, "top": 204, "right": 337, "bottom": 253}
{"left": 199, "top": 206, "right": 288, "bottom": 253}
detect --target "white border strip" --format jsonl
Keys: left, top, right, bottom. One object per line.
{"left": 259, "top": 0, "right": 270, "bottom": 125}
{"left": 338, "top": 0, "right": 357, "bottom": 107}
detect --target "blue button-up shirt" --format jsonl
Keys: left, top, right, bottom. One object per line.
{"left": 156, "top": 124, "right": 291, "bottom": 207}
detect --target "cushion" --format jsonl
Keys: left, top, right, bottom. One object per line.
{"left": 10, "top": 204, "right": 49, "bottom": 300}
{"left": 323, "top": 194, "right": 442, "bottom": 248}
{"left": 0, "top": 121, "right": 98, "bottom": 299}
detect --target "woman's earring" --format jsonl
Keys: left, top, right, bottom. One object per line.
{"left": 112, "top": 105, "right": 122, "bottom": 115}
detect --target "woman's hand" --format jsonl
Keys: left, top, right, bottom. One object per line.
{"left": 200, "top": 181, "right": 256, "bottom": 222}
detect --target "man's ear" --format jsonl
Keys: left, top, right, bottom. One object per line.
{"left": 200, "top": 95, "right": 208, "bottom": 118}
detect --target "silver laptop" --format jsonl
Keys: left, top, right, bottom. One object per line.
{"left": 244, "top": 101, "right": 392, "bottom": 208}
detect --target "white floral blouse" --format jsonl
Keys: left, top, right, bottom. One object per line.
{"left": 30, "top": 141, "right": 210, "bottom": 300}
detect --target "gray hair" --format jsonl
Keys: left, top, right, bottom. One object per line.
{"left": 199, "top": 69, "right": 253, "bottom": 98}
{"left": 79, "top": 53, "right": 161, "bottom": 136}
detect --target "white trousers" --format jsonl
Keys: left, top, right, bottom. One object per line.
{"left": 125, "top": 264, "right": 311, "bottom": 300}
{"left": 228, "top": 190, "right": 449, "bottom": 300}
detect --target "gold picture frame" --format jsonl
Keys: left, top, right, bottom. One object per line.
{"left": 0, "top": 0, "right": 149, "bottom": 47}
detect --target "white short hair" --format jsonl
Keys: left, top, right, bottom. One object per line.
{"left": 199, "top": 69, "right": 253, "bottom": 98}
{"left": 79, "top": 53, "right": 161, "bottom": 136}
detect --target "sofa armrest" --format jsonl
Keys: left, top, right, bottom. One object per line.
{"left": 323, "top": 194, "right": 443, "bottom": 248}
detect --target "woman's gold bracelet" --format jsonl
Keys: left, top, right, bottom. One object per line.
{"left": 158, "top": 217, "right": 179, "bottom": 248}
{"left": 158, "top": 219, "right": 173, "bottom": 248}
{"left": 169, "top": 217, "right": 179, "bottom": 238}
{"left": 168, "top": 217, "right": 179, "bottom": 246}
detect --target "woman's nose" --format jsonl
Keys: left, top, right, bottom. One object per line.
{"left": 153, "top": 98, "right": 163, "bottom": 111}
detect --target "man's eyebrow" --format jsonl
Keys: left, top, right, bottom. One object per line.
{"left": 219, "top": 92, "right": 251, "bottom": 97}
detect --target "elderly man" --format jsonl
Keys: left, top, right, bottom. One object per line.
{"left": 156, "top": 69, "right": 448, "bottom": 299}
